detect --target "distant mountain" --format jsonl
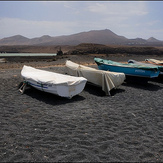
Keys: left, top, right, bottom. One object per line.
{"left": 49, "top": 29, "right": 129, "bottom": 45}
{"left": 0, "top": 29, "right": 163, "bottom": 46}
{"left": 35, "top": 29, "right": 129, "bottom": 46}
{"left": 0, "top": 35, "right": 30, "bottom": 45}
{"left": 147, "top": 37, "right": 161, "bottom": 42}
{"left": 127, "top": 38, "right": 147, "bottom": 45}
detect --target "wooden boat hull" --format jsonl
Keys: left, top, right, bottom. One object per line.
{"left": 65, "top": 60, "right": 125, "bottom": 95}
{"left": 21, "top": 65, "right": 87, "bottom": 98}
{"left": 145, "top": 59, "right": 163, "bottom": 74}
{"left": 129, "top": 59, "right": 163, "bottom": 75}
{"left": 94, "top": 58, "right": 160, "bottom": 78}
{"left": 145, "top": 59, "right": 163, "bottom": 66}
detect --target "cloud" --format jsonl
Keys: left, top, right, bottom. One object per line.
{"left": 0, "top": 17, "right": 78, "bottom": 38}
{"left": 146, "top": 20, "right": 161, "bottom": 26}
{"left": 87, "top": 2, "right": 148, "bottom": 16}
{"left": 0, "top": 1, "right": 162, "bottom": 40}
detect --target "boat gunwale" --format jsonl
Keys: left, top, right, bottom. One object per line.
{"left": 95, "top": 60, "right": 159, "bottom": 72}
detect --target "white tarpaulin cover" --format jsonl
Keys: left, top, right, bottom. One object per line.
{"left": 65, "top": 60, "right": 126, "bottom": 95}
{"left": 21, "top": 65, "right": 87, "bottom": 98}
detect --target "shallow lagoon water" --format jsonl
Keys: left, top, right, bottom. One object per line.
{"left": 0, "top": 53, "right": 57, "bottom": 57}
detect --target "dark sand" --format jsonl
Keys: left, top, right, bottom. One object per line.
{"left": 0, "top": 54, "right": 163, "bottom": 162}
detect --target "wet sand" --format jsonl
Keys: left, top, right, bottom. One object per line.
{"left": 0, "top": 54, "right": 163, "bottom": 162}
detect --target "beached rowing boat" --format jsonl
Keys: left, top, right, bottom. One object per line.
{"left": 94, "top": 58, "right": 160, "bottom": 78}
{"left": 20, "top": 65, "right": 87, "bottom": 98}
{"left": 128, "top": 59, "right": 163, "bottom": 75}
{"left": 65, "top": 60, "right": 125, "bottom": 95}
{"left": 145, "top": 59, "right": 163, "bottom": 66}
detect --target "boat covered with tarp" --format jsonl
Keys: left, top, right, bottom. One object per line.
{"left": 65, "top": 60, "right": 125, "bottom": 95}
{"left": 128, "top": 59, "right": 163, "bottom": 74}
{"left": 20, "top": 65, "right": 87, "bottom": 98}
{"left": 145, "top": 59, "right": 163, "bottom": 66}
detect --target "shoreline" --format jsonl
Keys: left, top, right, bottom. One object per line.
{"left": 1, "top": 53, "right": 163, "bottom": 70}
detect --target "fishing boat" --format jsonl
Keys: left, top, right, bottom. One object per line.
{"left": 19, "top": 65, "right": 87, "bottom": 98}
{"left": 128, "top": 59, "right": 163, "bottom": 74}
{"left": 145, "top": 59, "right": 163, "bottom": 66}
{"left": 65, "top": 60, "right": 125, "bottom": 95}
{"left": 94, "top": 58, "right": 160, "bottom": 78}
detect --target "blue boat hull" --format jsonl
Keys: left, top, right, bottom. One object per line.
{"left": 97, "top": 63, "right": 160, "bottom": 78}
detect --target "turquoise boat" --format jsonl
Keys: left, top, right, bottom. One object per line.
{"left": 94, "top": 58, "right": 160, "bottom": 78}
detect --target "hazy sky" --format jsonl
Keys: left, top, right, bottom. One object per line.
{"left": 0, "top": 1, "right": 163, "bottom": 40}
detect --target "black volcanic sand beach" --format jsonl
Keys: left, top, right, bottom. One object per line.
{"left": 0, "top": 54, "right": 163, "bottom": 162}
